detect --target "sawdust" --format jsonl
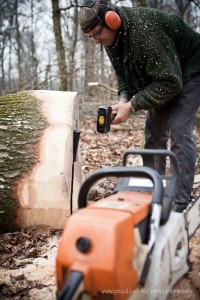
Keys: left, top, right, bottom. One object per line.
{"left": 0, "top": 110, "right": 200, "bottom": 300}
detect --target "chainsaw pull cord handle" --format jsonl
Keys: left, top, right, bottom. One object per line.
{"left": 78, "top": 166, "right": 163, "bottom": 208}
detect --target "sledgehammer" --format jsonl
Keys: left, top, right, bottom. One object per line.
{"left": 97, "top": 106, "right": 117, "bottom": 133}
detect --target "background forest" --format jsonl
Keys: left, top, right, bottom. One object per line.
{"left": 1, "top": 0, "right": 200, "bottom": 98}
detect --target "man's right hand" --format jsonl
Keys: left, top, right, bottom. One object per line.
{"left": 111, "top": 101, "right": 133, "bottom": 124}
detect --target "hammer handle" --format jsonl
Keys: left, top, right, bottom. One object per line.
{"left": 111, "top": 110, "right": 117, "bottom": 121}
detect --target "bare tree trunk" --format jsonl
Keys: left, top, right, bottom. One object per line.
{"left": 175, "top": 0, "right": 191, "bottom": 18}
{"left": 136, "top": 0, "right": 147, "bottom": 7}
{"left": 150, "top": 0, "right": 159, "bottom": 8}
{"left": 51, "top": 0, "right": 68, "bottom": 91}
{"left": 0, "top": 48, "right": 5, "bottom": 94}
{"left": 127, "top": 0, "right": 135, "bottom": 6}
{"left": 100, "top": 48, "right": 105, "bottom": 83}
{"left": 8, "top": 39, "right": 12, "bottom": 91}
{"left": 30, "top": 0, "right": 38, "bottom": 89}
{"left": 83, "top": 35, "right": 95, "bottom": 88}
{"left": 14, "top": 0, "right": 23, "bottom": 89}
{"left": 68, "top": 0, "right": 78, "bottom": 91}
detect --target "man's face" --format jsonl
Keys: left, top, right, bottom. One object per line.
{"left": 87, "top": 24, "right": 118, "bottom": 46}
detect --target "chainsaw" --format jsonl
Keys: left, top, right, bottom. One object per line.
{"left": 56, "top": 149, "right": 200, "bottom": 300}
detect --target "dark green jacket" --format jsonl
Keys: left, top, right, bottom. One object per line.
{"left": 105, "top": 7, "right": 200, "bottom": 110}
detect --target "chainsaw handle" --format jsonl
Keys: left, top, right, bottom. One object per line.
{"left": 78, "top": 166, "right": 163, "bottom": 209}
{"left": 123, "top": 149, "right": 179, "bottom": 179}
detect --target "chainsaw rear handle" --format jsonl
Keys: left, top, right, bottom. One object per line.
{"left": 123, "top": 149, "right": 179, "bottom": 179}
{"left": 78, "top": 166, "right": 163, "bottom": 209}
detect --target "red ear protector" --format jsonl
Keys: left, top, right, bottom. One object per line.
{"left": 81, "top": 0, "right": 122, "bottom": 31}
{"left": 104, "top": 10, "right": 121, "bottom": 30}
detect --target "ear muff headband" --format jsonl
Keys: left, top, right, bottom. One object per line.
{"left": 81, "top": 0, "right": 121, "bottom": 31}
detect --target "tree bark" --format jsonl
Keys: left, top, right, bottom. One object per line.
{"left": 0, "top": 90, "right": 81, "bottom": 232}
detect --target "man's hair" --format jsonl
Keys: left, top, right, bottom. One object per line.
{"left": 79, "top": 0, "right": 116, "bottom": 33}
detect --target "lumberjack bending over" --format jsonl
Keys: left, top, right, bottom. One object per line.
{"left": 80, "top": 0, "right": 200, "bottom": 212}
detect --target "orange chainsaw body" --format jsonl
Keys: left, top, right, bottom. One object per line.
{"left": 56, "top": 191, "right": 151, "bottom": 299}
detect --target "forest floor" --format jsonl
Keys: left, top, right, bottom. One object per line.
{"left": 0, "top": 102, "right": 200, "bottom": 300}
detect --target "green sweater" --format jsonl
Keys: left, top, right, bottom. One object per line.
{"left": 105, "top": 7, "right": 200, "bottom": 111}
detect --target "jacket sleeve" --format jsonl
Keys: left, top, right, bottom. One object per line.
{"left": 116, "top": 72, "right": 129, "bottom": 96}
{"left": 130, "top": 26, "right": 183, "bottom": 111}
{"left": 105, "top": 46, "right": 135, "bottom": 98}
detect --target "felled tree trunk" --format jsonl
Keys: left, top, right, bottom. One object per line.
{"left": 0, "top": 90, "right": 82, "bottom": 232}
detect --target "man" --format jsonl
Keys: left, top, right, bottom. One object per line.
{"left": 79, "top": 0, "right": 200, "bottom": 212}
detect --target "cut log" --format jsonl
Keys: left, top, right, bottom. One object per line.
{"left": 0, "top": 90, "right": 82, "bottom": 232}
